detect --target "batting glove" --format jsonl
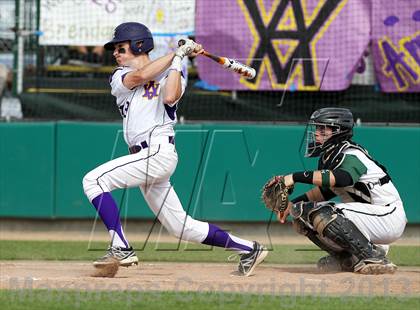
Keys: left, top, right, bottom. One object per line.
{"left": 175, "top": 39, "right": 195, "bottom": 59}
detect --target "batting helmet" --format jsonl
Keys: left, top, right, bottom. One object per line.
{"left": 305, "top": 107, "right": 354, "bottom": 157}
{"left": 104, "top": 22, "right": 154, "bottom": 55}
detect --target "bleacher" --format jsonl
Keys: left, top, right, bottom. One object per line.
{"left": 1, "top": 0, "right": 419, "bottom": 124}
{"left": 20, "top": 61, "right": 420, "bottom": 123}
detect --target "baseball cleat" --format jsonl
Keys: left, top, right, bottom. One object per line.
{"left": 237, "top": 241, "right": 268, "bottom": 277}
{"left": 317, "top": 255, "right": 343, "bottom": 272}
{"left": 354, "top": 257, "right": 397, "bottom": 275}
{"left": 317, "top": 254, "right": 355, "bottom": 272}
{"left": 93, "top": 246, "right": 139, "bottom": 267}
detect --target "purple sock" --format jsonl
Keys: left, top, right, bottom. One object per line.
{"left": 92, "top": 192, "right": 129, "bottom": 248}
{"left": 202, "top": 223, "right": 253, "bottom": 252}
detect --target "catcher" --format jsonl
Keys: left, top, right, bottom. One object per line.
{"left": 262, "top": 107, "right": 407, "bottom": 274}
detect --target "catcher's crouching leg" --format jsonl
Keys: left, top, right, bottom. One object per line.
{"left": 292, "top": 201, "right": 396, "bottom": 274}
{"left": 291, "top": 202, "right": 354, "bottom": 272}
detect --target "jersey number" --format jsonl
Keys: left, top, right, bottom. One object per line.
{"left": 118, "top": 101, "right": 130, "bottom": 118}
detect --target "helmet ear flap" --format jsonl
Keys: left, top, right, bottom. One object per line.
{"left": 130, "top": 40, "right": 143, "bottom": 55}
{"left": 130, "top": 38, "right": 153, "bottom": 55}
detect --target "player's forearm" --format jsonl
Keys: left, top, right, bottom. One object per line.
{"left": 124, "top": 53, "right": 175, "bottom": 89}
{"left": 304, "top": 170, "right": 336, "bottom": 187}
{"left": 284, "top": 169, "right": 352, "bottom": 188}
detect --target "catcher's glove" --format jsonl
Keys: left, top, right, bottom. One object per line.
{"left": 261, "top": 176, "right": 294, "bottom": 212}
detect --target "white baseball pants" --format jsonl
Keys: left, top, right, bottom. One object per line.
{"left": 83, "top": 142, "right": 209, "bottom": 243}
{"left": 336, "top": 201, "right": 407, "bottom": 246}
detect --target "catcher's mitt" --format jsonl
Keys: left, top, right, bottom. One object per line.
{"left": 261, "top": 176, "right": 294, "bottom": 212}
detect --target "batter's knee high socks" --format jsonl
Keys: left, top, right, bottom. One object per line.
{"left": 92, "top": 192, "right": 130, "bottom": 248}
{"left": 202, "top": 223, "right": 254, "bottom": 253}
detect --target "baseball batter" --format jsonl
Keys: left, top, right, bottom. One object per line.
{"left": 272, "top": 108, "right": 407, "bottom": 274}
{"left": 82, "top": 22, "right": 267, "bottom": 276}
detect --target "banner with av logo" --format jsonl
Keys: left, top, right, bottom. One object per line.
{"left": 196, "top": 0, "right": 419, "bottom": 92}
{"left": 372, "top": 2, "right": 420, "bottom": 92}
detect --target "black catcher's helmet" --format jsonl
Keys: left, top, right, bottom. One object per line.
{"left": 305, "top": 107, "right": 354, "bottom": 157}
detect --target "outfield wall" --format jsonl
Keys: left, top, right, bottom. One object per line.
{"left": 1, "top": 122, "right": 419, "bottom": 222}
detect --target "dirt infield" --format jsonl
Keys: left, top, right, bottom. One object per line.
{"left": 1, "top": 261, "right": 419, "bottom": 297}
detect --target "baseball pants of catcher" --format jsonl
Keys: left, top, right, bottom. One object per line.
{"left": 336, "top": 201, "right": 407, "bottom": 250}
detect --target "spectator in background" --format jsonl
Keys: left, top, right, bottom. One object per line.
{"left": 0, "top": 64, "right": 11, "bottom": 96}
{"left": 67, "top": 45, "right": 105, "bottom": 66}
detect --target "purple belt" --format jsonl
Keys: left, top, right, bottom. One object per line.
{"left": 129, "top": 136, "right": 175, "bottom": 154}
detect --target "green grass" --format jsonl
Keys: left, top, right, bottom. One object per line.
{"left": 0, "top": 240, "right": 419, "bottom": 266}
{"left": 0, "top": 290, "right": 419, "bottom": 310}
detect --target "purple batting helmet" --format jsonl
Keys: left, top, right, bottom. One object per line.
{"left": 104, "top": 22, "right": 154, "bottom": 55}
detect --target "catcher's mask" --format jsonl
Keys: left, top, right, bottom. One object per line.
{"left": 304, "top": 107, "right": 354, "bottom": 157}
{"left": 104, "top": 22, "right": 154, "bottom": 55}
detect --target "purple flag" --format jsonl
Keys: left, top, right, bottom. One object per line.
{"left": 196, "top": 0, "right": 370, "bottom": 91}
{"left": 372, "top": 2, "right": 420, "bottom": 92}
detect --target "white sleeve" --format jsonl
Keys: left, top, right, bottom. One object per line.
{"left": 109, "top": 67, "right": 135, "bottom": 97}
{"left": 178, "top": 73, "right": 187, "bottom": 101}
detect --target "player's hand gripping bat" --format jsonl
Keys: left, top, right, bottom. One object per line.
{"left": 178, "top": 39, "right": 256, "bottom": 79}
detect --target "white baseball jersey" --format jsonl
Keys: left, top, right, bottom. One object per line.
{"left": 330, "top": 148, "right": 406, "bottom": 244}
{"left": 84, "top": 65, "right": 211, "bottom": 246}
{"left": 110, "top": 66, "right": 187, "bottom": 146}
{"left": 332, "top": 148, "right": 402, "bottom": 206}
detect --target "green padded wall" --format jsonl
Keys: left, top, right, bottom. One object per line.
{"left": 0, "top": 123, "right": 55, "bottom": 218}
{"left": 0, "top": 122, "right": 419, "bottom": 223}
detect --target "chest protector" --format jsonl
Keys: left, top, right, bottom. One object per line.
{"left": 318, "top": 141, "right": 391, "bottom": 204}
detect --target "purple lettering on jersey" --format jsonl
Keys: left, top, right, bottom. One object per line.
{"left": 143, "top": 81, "right": 160, "bottom": 100}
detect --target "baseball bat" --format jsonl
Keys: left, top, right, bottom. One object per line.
{"left": 178, "top": 39, "right": 256, "bottom": 79}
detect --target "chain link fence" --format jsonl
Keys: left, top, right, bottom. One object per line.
{"left": 1, "top": 0, "right": 419, "bottom": 123}
{"left": 0, "top": 0, "right": 15, "bottom": 96}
